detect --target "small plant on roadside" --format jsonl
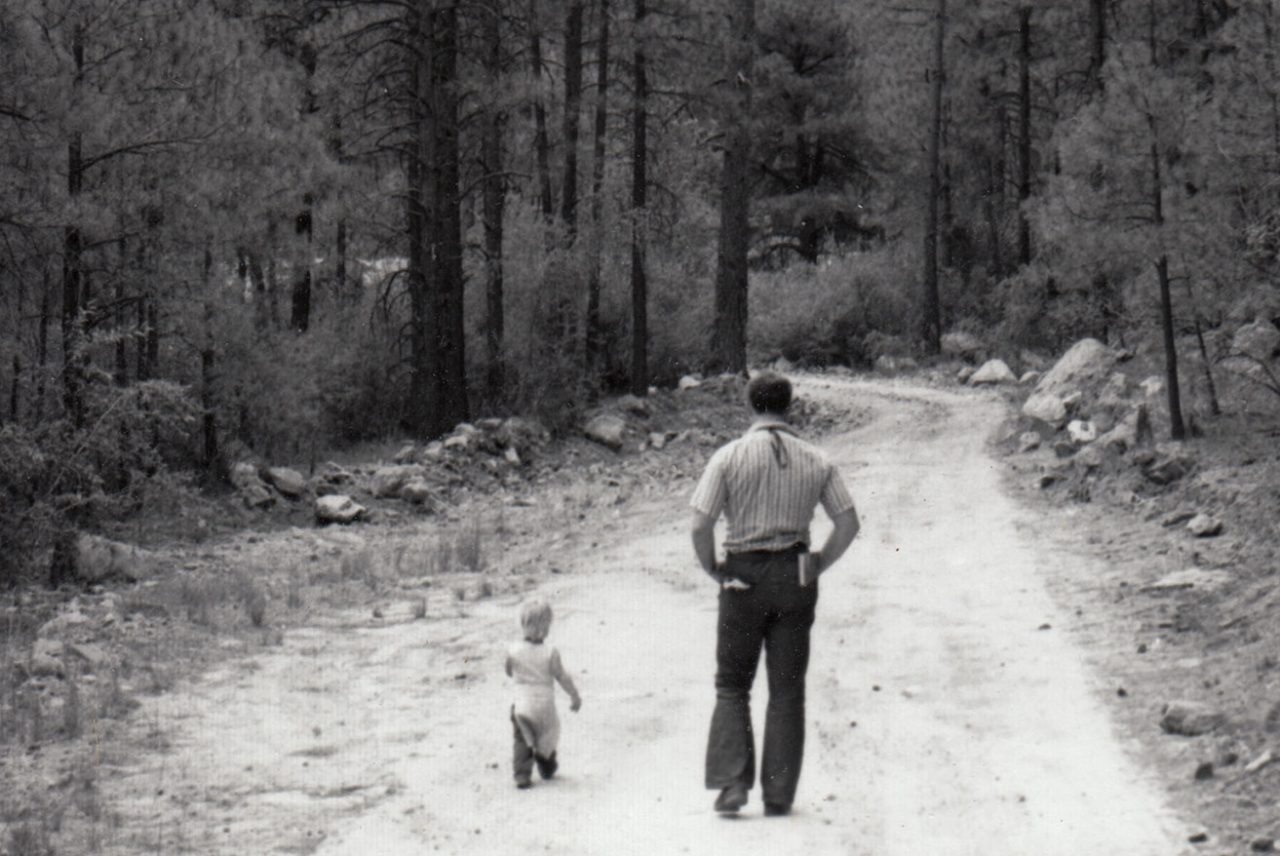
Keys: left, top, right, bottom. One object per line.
{"left": 286, "top": 581, "right": 304, "bottom": 611}
{"left": 412, "top": 597, "right": 427, "bottom": 620}
{"left": 340, "top": 549, "right": 375, "bottom": 585}
{"left": 8, "top": 821, "right": 55, "bottom": 856}
{"left": 244, "top": 587, "right": 268, "bottom": 628}
{"left": 476, "top": 580, "right": 494, "bottom": 600}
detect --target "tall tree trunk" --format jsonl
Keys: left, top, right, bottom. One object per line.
{"left": 146, "top": 303, "right": 159, "bottom": 377}
{"left": 9, "top": 355, "right": 19, "bottom": 423}
{"left": 61, "top": 23, "right": 85, "bottom": 428}
{"left": 335, "top": 219, "right": 349, "bottom": 302}
{"left": 630, "top": 0, "right": 648, "bottom": 395}
{"left": 291, "top": 196, "right": 313, "bottom": 332}
{"left": 136, "top": 298, "right": 149, "bottom": 381}
{"left": 406, "top": 1, "right": 438, "bottom": 437}
{"left": 1088, "top": 0, "right": 1107, "bottom": 92}
{"left": 201, "top": 246, "right": 219, "bottom": 471}
{"left": 114, "top": 237, "right": 128, "bottom": 386}
{"left": 36, "top": 273, "right": 49, "bottom": 422}
{"left": 529, "top": 0, "right": 555, "bottom": 220}
{"left": 584, "top": 0, "right": 610, "bottom": 371}
{"left": 1151, "top": 139, "right": 1186, "bottom": 439}
{"left": 434, "top": 2, "right": 469, "bottom": 429}
{"left": 920, "top": 0, "right": 945, "bottom": 354}
{"left": 562, "top": 0, "right": 584, "bottom": 234}
{"left": 483, "top": 0, "right": 507, "bottom": 396}
{"left": 712, "top": 0, "right": 754, "bottom": 374}
{"left": 1017, "top": 5, "right": 1032, "bottom": 270}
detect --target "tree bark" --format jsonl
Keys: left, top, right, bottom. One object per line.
{"left": 406, "top": 1, "right": 439, "bottom": 437}
{"left": 36, "top": 274, "right": 49, "bottom": 422}
{"left": 712, "top": 0, "right": 754, "bottom": 375}
{"left": 1089, "top": 0, "right": 1107, "bottom": 92}
{"left": 920, "top": 0, "right": 945, "bottom": 354}
{"left": 629, "top": 0, "right": 649, "bottom": 395}
{"left": 201, "top": 246, "right": 219, "bottom": 471}
{"left": 483, "top": 0, "right": 507, "bottom": 396}
{"left": 1017, "top": 5, "right": 1032, "bottom": 270}
{"left": 1151, "top": 139, "right": 1186, "bottom": 440}
{"left": 291, "top": 196, "right": 313, "bottom": 333}
{"left": 584, "top": 0, "right": 610, "bottom": 371}
{"left": 562, "top": 0, "right": 585, "bottom": 234}
{"left": 529, "top": 0, "right": 555, "bottom": 220}
{"left": 433, "top": 2, "right": 469, "bottom": 429}
{"left": 61, "top": 23, "right": 85, "bottom": 428}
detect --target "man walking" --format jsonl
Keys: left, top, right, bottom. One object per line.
{"left": 690, "top": 372, "right": 860, "bottom": 817}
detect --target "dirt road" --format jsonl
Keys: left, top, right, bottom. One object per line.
{"left": 103, "top": 378, "right": 1191, "bottom": 855}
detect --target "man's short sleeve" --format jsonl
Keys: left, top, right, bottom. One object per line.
{"left": 819, "top": 464, "right": 856, "bottom": 517}
{"left": 690, "top": 449, "right": 729, "bottom": 518}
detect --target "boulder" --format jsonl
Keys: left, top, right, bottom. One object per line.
{"left": 647, "top": 431, "right": 669, "bottom": 451}
{"left": 264, "top": 467, "right": 307, "bottom": 498}
{"left": 1019, "top": 370, "right": 1041, "bottom": 385}
{"left": 38, "top": 609, "right": 90, "bottom": 638}
{"left": 421, "top": 441, "right": 446, "bottom": 460}
{"left": 443, "top": 433, "right": 472, "bottom": 451}
{"left": 1074, "top": 444, "right": 1105, "bottom": 471}
{"left": 495, "top": 418, "right": 548, "bottom": 455}
{"left": 1017, "top": 431, "right": 1041, "bottom": 453}
{"left": 874, "top": 355, "right": 902, "bottom": 373}
{"left": 476, "top": 417, "right": 505, "bottom": 431}
{"left": 1186, "top": 514, "right": 1224, "bottom": 537}
{"left": 677, "top": 375, "right": 703, "bottom": 391}
{"left": 1097, "top": 405, "right": 1152, "bottom": 453}
{"left": 399, "top": 478, "right": 435, "bottom": 505}
{"left": 1140, "top": 375, "right": 1165, "bottom": 398}
{"left": 76, "top": 534, "right": 153, "bottom": 583}
{"left": 1022, "top": 391, "right": 1068, "bottom": 427}
{"left": 1020, "top": 350, "right": 1051, "bottom": 371}
{"left": 230, "top": 463, "right": 275, "bottom": 509}
{"left": 584, "top": 414, "right": 627, "bottom": 451}
{"left": 969, "top": 359, "right": 1017, "bottom": 385}
{"left": 941, "top": 331, "right": 985, "bottom": 360}
{"left": 1232, "top": 319, "right": 1280, "bottom": 361}
{"left": 616, "top": 394, "right": 650, "bottom": 416}
{"left": 1067, "top": 420, "right": 1098, "bottom": 445}
{"left": 315, "top": 495, "right": 367, "bottom": 525}
{"left": 1061, "top": 390, "right": 1084, "bottom": 413}
{"left": 504, "top": 447, "right": 521, "bottom": 466}
{"left": 67, "top": 642, "right": 110, "bottom": 671}
{"left": 31, "top": 638, "right": 66, "bottom": 678}
{"left": 393, "top": 444, "right": 418, "bottom": 464}
{"left": 229, "top": 461, "right": 262, "bottom": 491}
{"left": 1032, "top": 338, "right": 1118, "bottom": 401}
{"left": 772, "top": 356, "right": 795, "bottom": 373}
{"left": 1161, "top": 701, "right": 1224, "bottom": 737}
{"left": 956, "top": 366, "right": 976, "bottom": 384}
{"left": 1144, "top": 444, "right": 1195, "bottom": 485}
{"left": 372, "top": 465, "right": 426, "bottom": 498}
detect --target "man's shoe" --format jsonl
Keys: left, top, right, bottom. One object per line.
{"left": 515, "top": 776, "right": 532, "bottom": 790}
{"left": 535, "top": 753, "right": 558, "bottom": 780}
{"left": 714, "top": 784, "right": 748, "bottom": 814}
{"left": 763, "top": 801, "right": 791, "bottom": 817}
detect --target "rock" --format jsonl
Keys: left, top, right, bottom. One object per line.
{"left": 1017, "top": 432, "right": 1041, "bottom": 453}
{"left": 1186, "top": 514, "right": 1224, "bottom": 537}
{"left": 1194, "top": 761, "right": 1215, "bottom": 780}
{"left": 1019, "top": 370, "right": 1041, "bottom": 385}
{"left": 956, "top": 366, "right": 976, "bottom": 384}
{"left": 399, "top": 478, "right": 435, "bottom": 505}
{"left": 371, "top": 465, "right": 426, "bottom": 498}
{"left": 1039, "top": 472, "right": 1063, "bottom": 489}
{"left": 1052, "top": 440, "right": 1076, "bottom": 459}
{"left": 393, "top": 444, "right": 418, "bottom": 464}
{"left": 1145, "top": 445, "right": 1194, "bottom": 485}
{"left": 677, "top": 374, "right": 702, "bottom": 391}
{"left": 1139, "top": 375, "right": 1165, "bottom": 397}
{"left": 264, "top": 467, "right": 307, "bottom": 498}
{"left": 1033, "top": 338, "right": 1118, "bottom": 401}
{"left": 874, "top": 355, "right": 900, "bottom": 373}
{"left": 443, "top": 433, "right": 472, "bottom": 451}
{"left": 1067, "top": 420, "right": 1098, "bottom": 444}
{"left": 941, "top": 331, "right": 985, "bottom": 360}
{"left": 616, "top": 394, "right": 650, "bottom": 416}
{"left": 1061, "top": 390, "right": 1083, "bottom": 412}
{"left": 67, "top": 643, "right": 110, "bottom": 671}
{"left": 1233, "top": 319, "right": 1280, "bottom": 360}
{"left": 584, "top": 414, "right": 627, "bottom": 450}
{"left": 31, "top": 638, "right": 66, "bottom": 678}
{"left": 773, "top": 356, "right": 795, "bottom": 373}
{"left": 476, "top": 417, "right": 505, "bottom": 431}
{"left": 1142, "top": 568, "right": 1233, "bottom": 593}
{"left": 1098, "top": 405, "right": 1152, "bottom": 453}
{"left": 504, "top": 447, "right": 522, "bottom": 466}
{"left": 1246, "top": 749, "right": 1274, "bottom": 774}
{"left": 1254, "top": 839, "right": 1276, "bottom": 853}
{"left": 1161, "top": 701, "right": 1225, "bottom": 736}
{"left": 1075, "top": 444, "right": 1105, "bottom": 471}
{"left": 76, "top": 534, "right": 153, "bottom": 583}
{"left": 1162, "top": 509, "right": 1197, "bottom": 527}
{"left": 648, "top": 432, "right": 668, "bottom": 451}
{"left": 897, "top": 356, "right": 919, "bottom": 370}
{"left": 969, "top": 359, "right": 1017, "bottom": 385}
{"left": 1022, "top": 391, "right": 1068, "bottom": 427}
{"left": 315, "top": 495, "right": 367, "bottom": 525}
{"left": 421, "top": 441, "right": 446, "bottom": 460}
{"left": 230, "top": 462, "right": 275, "bottom": 509}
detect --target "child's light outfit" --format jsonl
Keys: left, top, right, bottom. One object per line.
{"left": 508, "top": 640, "right": 565, "bottom": 755}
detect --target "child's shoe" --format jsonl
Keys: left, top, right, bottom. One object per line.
{"left": 515, "top": 773, "right": 533, "bottom": 789}
{"left": 535, "top": 752, "right": 558, "bottom": 780}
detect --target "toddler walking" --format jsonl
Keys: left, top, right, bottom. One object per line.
{"left": 505, "top": 600, "right": 582, "bottom": 788}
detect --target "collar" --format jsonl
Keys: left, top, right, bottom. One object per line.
{"left": 748, "top": 418, "right": 796, "bottom": 436}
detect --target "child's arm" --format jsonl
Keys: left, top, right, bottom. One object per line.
{"left": 550, "top": 649, "right": 582, "bottom": 712}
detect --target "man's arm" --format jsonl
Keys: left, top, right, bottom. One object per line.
{"left": 691, "top": 510, "right": 723, "bottom": 582}
{"left": 814, "top": 506, "right": 860, "bottom": 576}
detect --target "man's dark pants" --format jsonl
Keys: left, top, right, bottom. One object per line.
{"left": 705, "top": 549, "right": 818, "bottom": 808}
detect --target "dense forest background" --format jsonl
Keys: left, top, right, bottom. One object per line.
{"left": 2, "top": 0, "right": 1280, "bottom": 580}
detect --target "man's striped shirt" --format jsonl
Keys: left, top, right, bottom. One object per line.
{"left": 690, "top": 419, "right": 856, "bottom": 554}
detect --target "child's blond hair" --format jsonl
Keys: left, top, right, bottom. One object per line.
{"left": 520, "top": 600, "right": 553, "bottom": 642}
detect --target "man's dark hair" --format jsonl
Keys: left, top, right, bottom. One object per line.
{"left": 747, "top": 372, "right": 792, "bottom": 415}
